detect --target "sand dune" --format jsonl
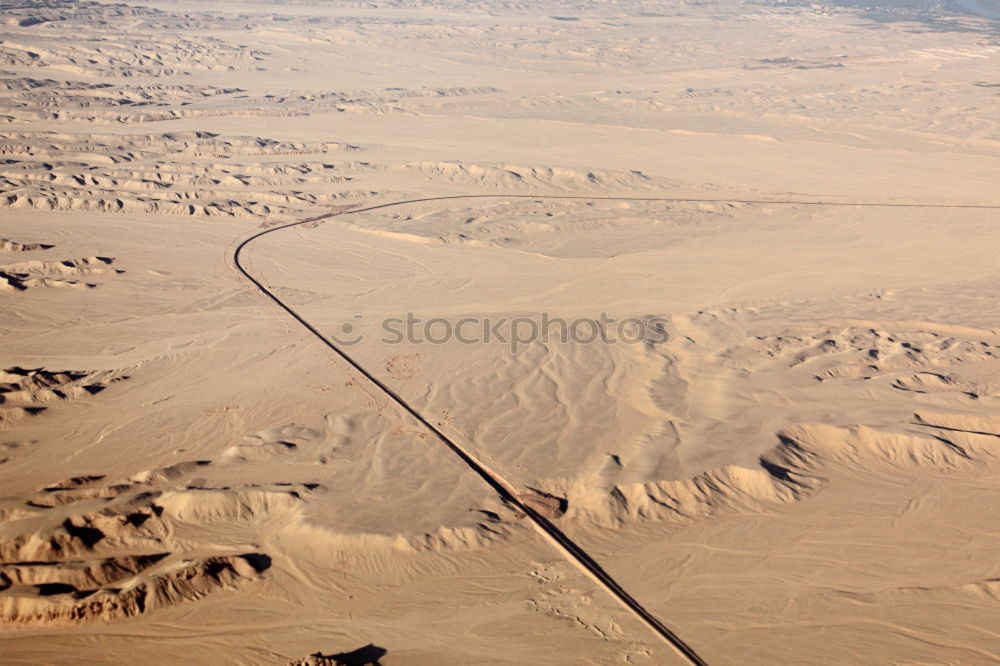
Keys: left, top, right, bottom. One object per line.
{"left": 401, "top": 161, "right": 660, "bottom": 193}
{"left": 2, "top": 0, "right": 1000, "bottom": 663}
{"left": 0, "top": 237, "right": 54, "bottom": 252}
{"left": 0, "top": 76, "right": 502, "bottom": 124}
{"left": 0, "top": 132, "right": 371, "bottom": 220}
{"left": 0, "top": 255, "right": 120, "bottom": 291}
{"left": 0, "top": 367, "right": 124, "bottom": 429}
{"left": 0, "top": 453, "right": 283, "bottom": 625}
{"left": 0, "top": 553, "right": 270, "bottom": 624}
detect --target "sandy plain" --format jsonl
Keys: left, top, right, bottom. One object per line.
{"left": 1, "top": 0, "right": 1000, "bottom": 663}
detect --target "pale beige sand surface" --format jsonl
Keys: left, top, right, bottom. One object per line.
{"left": 1, "top": 0, "right": 1000, "bottom": 663}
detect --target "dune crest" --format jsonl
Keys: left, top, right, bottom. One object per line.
{"left": 3, "top": 0, "right": 1000, "bottom": 661}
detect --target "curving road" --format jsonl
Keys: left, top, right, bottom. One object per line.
{"left": 233, "top": 193, "right": 1000, "bottom": 666}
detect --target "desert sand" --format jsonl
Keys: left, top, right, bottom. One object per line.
{"left": 2, "top": 0, "right": 1000, "bottom": 663}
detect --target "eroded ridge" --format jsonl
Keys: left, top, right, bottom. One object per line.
{"left": 0, "top": 459, "right": 288, "bottom": 624}
{"left": 0, "top": 132, "right": 370, "bottom": 221}
{"left": 0, "top": 366, "right": 125, "bottom": 430}
{"left": 0, "top": 256, "right": 121, "bottom": 291}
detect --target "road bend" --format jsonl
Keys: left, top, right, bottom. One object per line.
{"left": 232, "top": 193, "right": 1000, "bottom": 665}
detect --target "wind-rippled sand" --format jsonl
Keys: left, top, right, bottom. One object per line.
{"left": 2, "top": 0, "right": 999, "bottom": 663}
